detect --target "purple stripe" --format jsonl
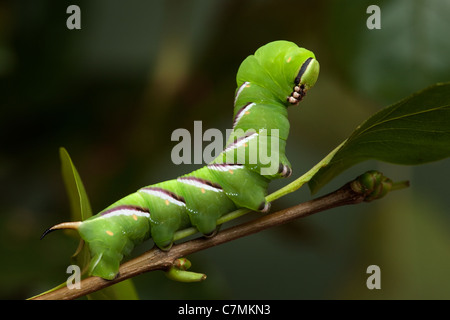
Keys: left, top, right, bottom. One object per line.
{"left": 232, "top": 102, "right": 254, "bottom": 128}
{"left": 177, "top": 176, "right": 222, "bottom": 190}
{"left": 140, "top": 187, "right": 185, "bottom": 204}
{"left": 100, "top": 205, "right": 150, "bottom": 216}
{"left": 224, "top": 131, "right": 257, "bottom": 152}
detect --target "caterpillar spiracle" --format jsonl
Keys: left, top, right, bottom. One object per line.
{"left": 42, "top": 40, "right": 320, "bottom": 280}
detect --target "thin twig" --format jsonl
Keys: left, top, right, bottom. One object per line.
{"left": 32, "top": 180, "right": 369, "bottom": 300}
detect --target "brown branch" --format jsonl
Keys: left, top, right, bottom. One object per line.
{"left": 31, "top": 180, "right": 372, "bottom": 300}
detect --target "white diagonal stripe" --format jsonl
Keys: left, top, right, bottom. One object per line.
{"left": 177, "top": 178, "right": 222, "bottom": 193}
{"left": 101, "top": 208, "right": 150, "bottom": 219}
{"left": 139, "top": 189, "right": 186, "bottom": 207}
{"left": 233, "top": 102, "right": 255, "bottom": 128}
{"left": 234, "top": 81, "right": 250, "bottom": 106}
{"left": 208, "top": 164, "right": 244, "bottom": 172}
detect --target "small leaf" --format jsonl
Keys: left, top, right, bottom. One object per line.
{"left": 309, "top": 82, "right": 450, "bottom": 194}
{"left": 60, "top": 147, "right": 92, "bottom": 271}
{"left": 59, "top": 147, "right": 93, "bottom": 221}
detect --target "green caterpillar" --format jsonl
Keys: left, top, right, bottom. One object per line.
{"left": 42, "top": 40, "right": 320, "bottom": 280}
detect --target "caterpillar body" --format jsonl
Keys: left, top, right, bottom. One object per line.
{"left": 42, "top": 41, "right": 320, "bottom": 280}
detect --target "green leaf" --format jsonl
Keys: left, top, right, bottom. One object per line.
{"left": 59, "top": 147, "right": 139, "bottom": 300}
{"left": 59, "top": 147, "right": 93, "bottom": 221}
{"left": 59, "top": 147, "right": 92, "bottom": 270}
{"left": 309, "top": 82, "right": 450, "bottom": 194}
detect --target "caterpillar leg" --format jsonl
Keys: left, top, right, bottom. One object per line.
{"left": 258, "top": 200, "right": 271, "bottom": 213}
{"left": 150, "top": 225, "right": 176, "bottom": 251}
{"left": 177, "top": 168, "right": 237, "bottom": 235}
{"left": 203, "top": 225, "right": 221, "bottom": 238}
{"left": 207, "top": 163, "right": 270, "bottom": 213}
{"left": 138, "top": 181, "right": 191, "bottom": 250}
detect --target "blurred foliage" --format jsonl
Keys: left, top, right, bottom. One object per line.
{"left": 309, "top": 83, "right": 450, "bottom": 194}
{"left": 0, "top": 0, "right": 449, "bottom": 299}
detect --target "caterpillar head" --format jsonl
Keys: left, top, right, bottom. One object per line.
{"left": 287, "top": 56, "right": 320, "bottom": 105}
{"left": 235, "top": 40, "right": 320, "bottom": 107}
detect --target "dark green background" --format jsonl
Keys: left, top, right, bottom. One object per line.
{"left": 1, "top": 0, "right": 449, "bottom": 299}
